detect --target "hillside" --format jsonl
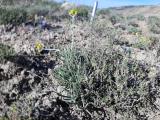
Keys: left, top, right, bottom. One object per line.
{"left": 111, "top": 5, "right": 160, "bottom": 17}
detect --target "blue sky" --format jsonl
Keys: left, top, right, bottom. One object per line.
{"left": 55, "top": 0, "right": 160, "bottom": 8}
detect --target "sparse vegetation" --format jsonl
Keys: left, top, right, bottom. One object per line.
{"left": 0, "top": 44, "right": 15, "bottom": 62}
{"left": 97, "top": 8, "right": 111, "bottom": 15}
{"left": 128, "top": 26, "right": 142, "bottom": 35}
{"left": 127, "top": 14, "right": 145, "bottom": 21}
{"left": 0, "top": 7, "right": 27, "bottom": 25}
{"left": 148, "top": 16, "right": 160, "bottom": 34}
{"left": 110, "top": 14, "right": 124, "bottom": 25}
{"left": 76, "top": 6, "right": 89, "bottom": 20}
{"left": 0, "top": 1, "right": 160, "bottom": 120}
{"left": 128, "top": 21, "right": 139, "bottom": 27}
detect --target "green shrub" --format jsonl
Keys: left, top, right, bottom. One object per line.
{"left": 76, "top": 6, "right": 89, "bottom": 20}
{"left": 148, "top": 36, "right": 159, "bottom": 50}
{"left": 136, "top": 14, "right": 145, "bottom": 21}
{"left": 0, "top": 7, "right": 27, "bottom": 25}
{"left": 0, "top": 0, "right": 39, "bottom": 6}
{"left": 128, "top": 21, "right": 139, "bottom": 27}
{"left": 110, "top": 14, "right": 124, "bottom": 25}
{"left": 0, "top": 43, "right": 15, "bottom": 62}
{"left": 150, "top": 25, "right": 160, "bottom": 34}
{"left": 148, "top": 16, "right": 160, "bottom": 34}
{"left": 97, "top": 8, "right": 111, "bottom": 15}
{"left": 26, "top": 6, "right": 50, "bottom": 19}
{"left": 0, "top": 117, "right": 9, "bottom": 120}
{"left": 35, "top": 0, "right": 60, "bottom": 7}
{"left": 0, "top": 0, "right": 14, "bottom": 5}
{"left": 54, "top": 44, "right": 156, "bottom": 119}
{"left": 0, "top": 1, "right": 60, "bottom": 23}
{"left": 55, "top": 46, "right": 86, "bottom": 101}
{"left": 127, "top": 16, "right": 134, "bottom": 20}
{"left": 148, "top": 16, "right": 160, "bottom": 25}
{"left": 128, "top": 26, "right": 142, "bottom": 35}
{"left": 26, "top": 1, "right": 60, "bottom": 20}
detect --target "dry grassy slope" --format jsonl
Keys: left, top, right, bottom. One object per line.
{"left": 104, "top": 5, "right": 160, "bottom": 68}
{"left": 1, "top": 4, "right": 160, "bottom": 119}
{"left": 101, "top": 5, "right": 160, "bottom": 37}
{"left": 111, "top": 5, "right": 160, "bottom": 17}
{"left": 107, "top": 5, "right": 160, "bottom": 40}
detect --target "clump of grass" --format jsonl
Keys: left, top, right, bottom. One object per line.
{"left": 0, "top": 117, "right": 9, "bottom": 120}
{"left": 128, "top": 26, "right": 142, "bottom": 35}
{"left": 26, "top": 1, "right": 60, "bottom": 18}
{"left": 110, "top": 14, "right": 124, "bottom": 25}
{"left": 0, "top": 0, "right": 60, "bottom": 25}
{"left": 0, "top": 43, "right": 15, "bottom": 62}
{"left": 76, "top": 6, "right": 90, "bottom": 20}
{"left": 136, "top": 14, "right": 146, "bottom": 21}
{"left": 54, "top": 46, "right": 86, "bottom": 102}
{"left": 0, "top": 0, "right": 14, "bottom": 5}
{"left": 148, "top": 36, "right": 160, "bottom": 50}
{"left": 128, "top": 21, "right": 139, "bottom": 27}
{"left": 148, "top": 16, "right": 160, "bottom": 34}
{"left": 0, "top": 7, "right": 27, "bottom": 25}
{"left": 97, "top": 8, "right": 111, "bottom": 15}
{"left": 26, "top": 6, "right": 50, "bottom": 22}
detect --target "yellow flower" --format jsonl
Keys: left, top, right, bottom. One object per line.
{"left": 69, "top": 9, "right": 78, "bottom": 16}
{"left": 35, "top": 40, "right": 44, "bottom": 53}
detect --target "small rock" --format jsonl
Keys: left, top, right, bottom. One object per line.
{"left": 42, "top": 96, "right": 51, "bottom": 107}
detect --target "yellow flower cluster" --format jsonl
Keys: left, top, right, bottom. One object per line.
{"left": 35, "top": 40, "right": 44, "bottom": 53}
{"left": 69, "top": 9, "right": 78, "bottom": 16}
